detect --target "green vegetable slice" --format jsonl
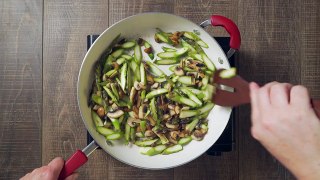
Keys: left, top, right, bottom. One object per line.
{"left": 92, "top": 110, "right": 103, "bottom": 127}
{"left": 121, "top": 41, "right": 136, "bottom": 49}
{"left": 120, "top": 63, "right": 128, "bottom": 92}
{"left": 146, "top": 88, "right": 169, "bottom": 99}
{"left": 219, "top": 67, "right": 237, "bottom": 79}
{"left": 134, "top": 44, "right": 142, "bottom": 64}
{"left": 178, "top": 136, "right": 192, "bottom": 145}
{"left": 157, "top": 47, "right": 188, "bottom": 59}
{"left": 162, "top": 145, "right": 183, "bottom": 155}
{"left": 154, "top": 59, "right": 179, "bottom": 65}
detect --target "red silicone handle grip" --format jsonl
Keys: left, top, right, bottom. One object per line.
{"left": 210, "top": 15, "right": 241, "bottom": 50}
{"left": 58, "top": 150, "right": 88, "bottom": 180}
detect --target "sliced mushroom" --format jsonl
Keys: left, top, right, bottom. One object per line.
{"left": 139, "top": 104, "right": 148, "bottom": 119}
{"left": 174, "top": 66, "right": 184, "bottom": 76}
{"left": 169, "top": 110, "right": 176, "bottom": 116}
{"left": 146, "top": 74, "right": 154, "bottom": 84}
{"left": 97, "top": 107, "right": 105, "bottom": 117}
{"left": 136, "top": 92, "right": 142, "bottom": 107}
{"left": 163, "top": 114, "right": 171, "bottom": 121}
{"left": 144, "top": 130, "right": 156, "bottom": 137}
{"left": 146, "top": 115, "right": 156, "bottom": 126}
{"left": 186, "top": 72, "right": 198, "bottom": 77}
{"left": 151, "top": 82, "right": 159, "bottom": 89}
{"left": 178, "top": 131, "right": 186, "bottom": 138}
{"left": 198, "top": 72, "right": 205, "bottom": 79}
{"left": 174, "top": 106, "right": 180, "bottom": 114}
{"left": 111, "top": 103, "right": 118, "bottom": 111}
{"left": 166, "top": 122, "right": 179, "bottom": 130}
{"left": 92, "top": 105, "right": 100, "bottom": 111}
{"left": 127, "top": 117, "right": 141, "bottom": 127}
{"left": 170, "top": 131, "right": 179, "bottom": 141}
{"left": 129, "top": 87, "right": 137, "bottom": 104}
{"left": 134, "top": 81, "right": 142, "bottom": 90}
{"left": 168, "top": 104, "right": 175, "bottom": 110}
{"left": 168, "top": 136, "right": 178, "bottom": 144}
{"left": 191, "top": 130, "right": 205, "bottom": 141}
{"left": 107, "top": 109, "right": 124, "bottom": 119}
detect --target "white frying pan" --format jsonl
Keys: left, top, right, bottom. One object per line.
{"left": 58, "top": 12, "right": 241, "bottom": 179}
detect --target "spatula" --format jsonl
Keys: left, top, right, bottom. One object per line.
{"left": 212, "top": 70, "right": 320, "bottom": 118}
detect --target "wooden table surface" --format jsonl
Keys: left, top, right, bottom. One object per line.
{"left": 1, "top": 0, "right": 319, "bottom": 179}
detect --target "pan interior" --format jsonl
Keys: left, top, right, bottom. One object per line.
{"left": 78, "top": 13, "right": 232, "bottom": 169}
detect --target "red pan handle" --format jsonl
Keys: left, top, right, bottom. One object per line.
{"left": 58, "top": 150, "right": 88, "bottom": 180}
{"left": 210, "top": 15, "right": 241, "bottom": 50}
{"left": 200, "top": 15, "right": 241, "bottom": 58}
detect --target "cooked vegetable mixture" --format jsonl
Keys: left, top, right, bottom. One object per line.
{"left": 90, "top": 29, "right": 217, "bottom": 156}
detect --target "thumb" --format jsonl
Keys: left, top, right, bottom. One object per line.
{"left": 47, "top": 157, "right": 65, "bottom": 179}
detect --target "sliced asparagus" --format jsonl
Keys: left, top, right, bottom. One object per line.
{"left": 121, "top": 40, "right": 136, "bottom": 49}
{"left": 219, "top": 67, "right": 237, "bottom": 79}
{"left": 92, "top": 110, "right": 103, "bottom": 127}
{"left": 162, "top": 144, "right": 183, "bottom": 155}
{"left": 146, "top": 88, "right": 168, "bottom": 99}
{"left": 154, "top": 59, "right": 179, "bottom": 65}
{"left": 157, "top": 47, "right": 188, "bottom": 59}
{"left": 134, "top": 44, "right": 142, "bottom": 64}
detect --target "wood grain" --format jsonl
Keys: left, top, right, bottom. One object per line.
{"left": 42, "top": 0, "right": 109, "bottom": 179}
{"left": 237, "top": 0, "right": 302, "bottom": 179}
{"left": 300, "top": 1, "right": 320, "bottom": 98}
{"left": 0, "top": 0, "right": 42, "bottom": 179}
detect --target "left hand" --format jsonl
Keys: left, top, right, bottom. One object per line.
{"left": 20, "top": 157, "right": 78, "bottom": 180}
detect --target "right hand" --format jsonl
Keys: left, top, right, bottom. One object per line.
{"left": 249, "top": 82, "right": 320, "bottom": 180}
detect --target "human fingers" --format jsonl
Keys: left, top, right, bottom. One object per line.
{"left": 47, "top": 157, "right": 65, "bottom": 179}
{"left": 65, "top": 173, "right": 79, "bottom": 180}
{"left": 257, "top": 81, "right": 278, "bottom": 107}
{"left": 249, "top": 82, "right": 260, "bottom": 124}
{"left": 290, "top": 85, "right": 311, "bottom": 108}
{"left": 269, "top": 83, "right": 292, "bottom": 107}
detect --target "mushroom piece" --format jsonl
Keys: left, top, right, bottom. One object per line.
{"left": 170, "top": 131, "right": 179, "bottom": 141}
{"left": 138, "top": 104, "right": 148, "bottom": 119}
{"left": 144, "top": 130, "right": 156, "bottom": 137}
{"left": 174, "top": 66, "right": 184, "bottom": 76}
{"left": 168, "top": 104, "right": 175, "bottom": 110}
{"left": 129, "top": 87, "right": 137, "bottom": 104}
{"left": 186, "top": 72, "right": 198, "bottom": 77}
{"left": 127, "top": 117, "right": 141, "bottom": 127}
{"left": 165, "top": 122, "right": 179, "bottom": 130}
{"left": 169, "top": 110, "right": 176, "bottom": 116}
{"left": 178, "top": 131, "right": 186, "bottom": 138}
{"left": 146, "top": 115, "right": 156, "bottom": 126}
{"left": 111, "top": 103, "right": 118, "bottom": 111}
{"left": 163, "top": 114, "right": 171, "bottom": 121}
{"left": 174, "top": 106, "right": 180, "bottom": 114}
{"left": 146, "top": 74, "right": 154, "bottom": 84}
{"left": 168, "top": 136, "right": 178, "bottom": 144}
{"left": 151, "top": 82, "right": 159, "bottom": 89}
{"left": 191, "top": 130, "right": 205, "bottom": 141}
{"left": 107, "top": 109, "right": 124, "bottom": 119}
{"left": 134, "top": 81, "right": 142, "bottom": 90}
{"left": 97, "top": 107, "right": 105, "bottom": 117}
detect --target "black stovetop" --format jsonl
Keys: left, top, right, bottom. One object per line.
{"left": 86, "top": 35, "right": 236, "bottom": 156}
